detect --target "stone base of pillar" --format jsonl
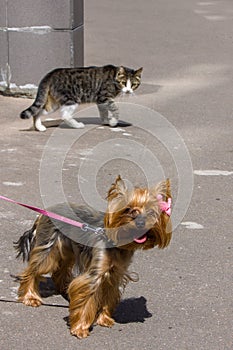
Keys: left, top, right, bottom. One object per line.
{"left": 0, "top": 0, "right": 84, "bottom": 98}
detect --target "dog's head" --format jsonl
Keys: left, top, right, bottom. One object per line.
{"left": 104, "top": 176, "right": 172, "bottom": 250}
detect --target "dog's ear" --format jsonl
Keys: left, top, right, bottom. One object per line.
{"left": 155, "top": 179, "right": 172, "bottom": 240}
{"left": 114, "top": 175, "right": 127, "bottom": 195}
{"left": 107, "top": 175, "right": 127, "bottom": 201}
{"left": 152, "top": 178, "right": 171, "bottom": 201}
{"left": 105, "top": 176, "right": 127, "bottom": 229}
{"left": 164, "top": 178, "right": 171, "bottom": 200}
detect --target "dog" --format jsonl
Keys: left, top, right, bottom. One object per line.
{"left": 14, "top": 175, "right": 172, "bottom": 339}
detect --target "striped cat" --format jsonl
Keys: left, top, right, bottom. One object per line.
{"left": 20, "top": 65, "right": 143, "bottom": 131}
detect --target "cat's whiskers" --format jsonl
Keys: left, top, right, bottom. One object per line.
{"left": 119, "top": 91, "right": 135, "bottom": 98}
{"left": 129, "top": 91, "right": 136, "bottom": 97}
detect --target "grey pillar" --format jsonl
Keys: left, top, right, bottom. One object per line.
{"left": 0, "top": 0, "right": 84, "bottom": 97}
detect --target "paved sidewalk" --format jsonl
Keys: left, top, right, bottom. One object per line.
{"left": 1, "top": 1, "right": 233, "bottom": 349}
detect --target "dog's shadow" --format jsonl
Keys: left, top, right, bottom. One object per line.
{"left": 38, "top": 277, "right": 59, "bottom": 298}
{"left": 114, "top": 296, "right": 152, "bottom": 324}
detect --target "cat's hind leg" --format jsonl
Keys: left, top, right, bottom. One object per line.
{"left": 33, "top": 107, "right": 59, "bottom": 132}
{"left": 60, "top": 104, "right": 84, "bottom": 129}
{"left": 33, "top": 113, "right": 47, "bottom": 132}
{"left": 36, "top": 100, "right": 62, "bottom": 131}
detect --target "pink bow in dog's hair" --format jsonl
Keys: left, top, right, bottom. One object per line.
{"left": 157, "top": 195, "right": 172, "bottom": 216}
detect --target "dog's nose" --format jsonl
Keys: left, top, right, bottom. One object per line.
{"left": 135, "top": 215, "right": 146, "bottom": 228}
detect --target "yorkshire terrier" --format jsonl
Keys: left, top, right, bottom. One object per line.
{"left": 14, "top": 175, "right": 172, "bottom": 339}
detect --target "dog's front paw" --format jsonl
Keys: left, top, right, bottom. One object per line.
{"left": 18, "top": 295, "right": 42, "bottom": 307}
{"left": 70, "top": 326, "right": 90, "bottom": 339}
{"left": 97, "top": 312, "right": 115, "bottom": 328}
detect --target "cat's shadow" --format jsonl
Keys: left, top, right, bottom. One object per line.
{"left": 39, "top": 277, "right": 152, "bottom": 324}
{"left": 20, "top": 118, "right": 131, "bottom": 131}
{"left": 59, "top": 118, "right": 132, "bottom": 128}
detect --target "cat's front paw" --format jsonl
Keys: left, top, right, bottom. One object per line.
{"left": 35, "top": 124, "right": 47, "bottom": 132}
{"left": 63, "top": 119, "right": 85, "bottom": 129}
{"left": 109, "top": 117, "right": 118, "bottom": 127}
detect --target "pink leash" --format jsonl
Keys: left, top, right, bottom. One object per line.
{"left": 0, "top": 195, "right": 85, "bottom": 229}
{"left": 0, "top": 194, "right": 114, "bottom": 246}
{"left": 0, "top": 194, "right": 171, "bottom": 248}
{"left": 0, "top": 194, "right": 171, "bottom": 225}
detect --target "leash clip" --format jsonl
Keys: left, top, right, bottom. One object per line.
{"left": 81, "top": 223, "right": 105, "bottom": 235}
{"left": 81, "top": 223, "right": 115, "bottom": 247}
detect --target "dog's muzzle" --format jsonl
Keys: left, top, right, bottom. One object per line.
{"left": 135, "top": 214, "right": 146, "bottom": 229}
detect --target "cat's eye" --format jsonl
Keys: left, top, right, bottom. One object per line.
{"left": 134, "top": 75, "right": 141, "bottom": 82}
{"left": 131, "top": 82, "right": 139, "bottom": 89}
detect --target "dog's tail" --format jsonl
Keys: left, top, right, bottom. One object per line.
{"left": 14, "top": 219, "right": 38, "bottom": 262}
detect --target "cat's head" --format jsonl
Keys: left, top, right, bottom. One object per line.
{"left": 115, "top": 66, "right": 143, "bottom": 94}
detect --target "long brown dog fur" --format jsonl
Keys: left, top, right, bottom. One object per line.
{"left": 14, "top": 176, "right": 172, "bottom": 339}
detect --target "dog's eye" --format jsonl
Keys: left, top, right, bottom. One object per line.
{"left": 147, "top": 209, "right": 155, "bottom": 217}
{"left": 124, "top": 208, "right": 140, "bottom": 218}
{"left": 124, "top": 208, "right": 133, "bottom": 216}
{"left": 130, "top": 209, "right": 140, "bottom": 218}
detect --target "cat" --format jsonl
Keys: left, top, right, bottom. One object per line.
{"left": 20, "top": 65, "right": 143, "bottom": 131}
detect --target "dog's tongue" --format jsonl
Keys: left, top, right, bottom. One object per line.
{"left": 134, "top": 234, "right": 147, "bottom": 244}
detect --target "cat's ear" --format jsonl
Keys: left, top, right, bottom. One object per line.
{"left": 134, "top": 67, "right": 143, "bottom": 77}
{"left": 117, "top": 66, "right": 126, "bottom": 77}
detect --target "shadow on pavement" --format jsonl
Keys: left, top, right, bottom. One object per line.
{"left": 5, "top": 277, "right": 152, "bottom": 323}
{"left": 114, "top": 296, "right": 152, "bottom": 324}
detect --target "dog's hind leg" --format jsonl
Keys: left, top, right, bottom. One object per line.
{"left": 51, "top": 246, "right": 75, "bottom": 297}
{"left": 17, "top": 242, "right": 62, "bottom": 307}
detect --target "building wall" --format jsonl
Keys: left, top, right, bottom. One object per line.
{"left": 0, "top": 0, "right": 84, "bottom": 97}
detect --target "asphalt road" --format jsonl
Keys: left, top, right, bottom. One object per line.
{"left": 0, "top": 1, "right": 233, "bottom": 349}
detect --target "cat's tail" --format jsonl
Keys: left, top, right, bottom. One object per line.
{"left": 20, "top": 78, "right": 50, "bottom": 119}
